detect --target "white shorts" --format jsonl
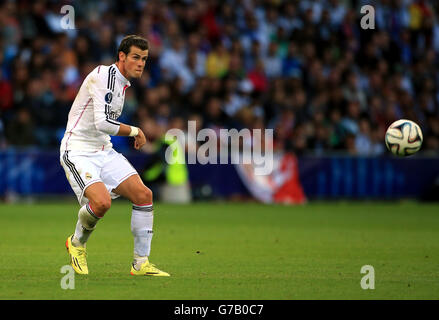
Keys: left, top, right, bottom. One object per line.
{"left": 60, "top": 149, "right": 138, "bottom": 206}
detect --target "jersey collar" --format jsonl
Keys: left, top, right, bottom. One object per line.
{"left": 113, "top": 63, "right": 131, "bottom": 87}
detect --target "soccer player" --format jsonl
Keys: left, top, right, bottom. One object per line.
{"left": 60, "top": 35, "right": 169, "bottom": 276}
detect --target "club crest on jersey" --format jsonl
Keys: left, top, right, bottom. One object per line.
{"left": 105, "top": 92, "right": 113, "bottom": 104}
{"left": 85, "top": 172, "right": 92, "bottom": 180}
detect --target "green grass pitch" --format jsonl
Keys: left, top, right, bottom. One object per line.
{"left": 0, "top": 201, "right": 438, "bottom": 300}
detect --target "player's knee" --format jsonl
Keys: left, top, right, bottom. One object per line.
{"left": 91, "top": 197, "right": 111, "bottom": 216}
{"left": 133, "top": 187, "right": 153, "bottom": 205}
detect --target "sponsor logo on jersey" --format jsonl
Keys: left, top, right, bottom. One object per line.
{"left": 107, "top": 111, "right": 118, "bottom": 120}
{"left": 105, "top": 92, "right": 113, "bottom": 104}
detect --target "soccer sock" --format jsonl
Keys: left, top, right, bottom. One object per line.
{"left": 131, "top": 203, "right": 154, "bottom": 269}
{"left": 72, "top": 203, "right": 100, "bottom": 247}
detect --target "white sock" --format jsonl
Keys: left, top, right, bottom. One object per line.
{"left": 133, "top": 253, "right": 149, "bottom": 270}
{"left": 73, "top": 203, "right": 100, "bottom": 247}
{"left": 131, "top": 203, "right": 154, "bottom": 268}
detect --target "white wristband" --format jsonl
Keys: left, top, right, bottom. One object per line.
{"left": 129, "top": 126, "right": 139, "bottom": 137}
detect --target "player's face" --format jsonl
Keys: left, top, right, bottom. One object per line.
{"left": 124, "top": 46, "right": 148, "bottom": 78}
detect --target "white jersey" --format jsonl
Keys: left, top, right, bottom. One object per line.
{"left": 60, "top": 64, "right": 131, "bottom": 153}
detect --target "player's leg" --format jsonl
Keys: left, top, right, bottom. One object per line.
{"left": 65, "top": 183, "right": 112, "bottom": 275}
{"left": 113, "top": 175, "right": 154, "bottom": 259}
{"left": 72, "top": 182, "right": 111, "bottom": 247}
{"left": 61, "top": 151, "right": 112, "bottom": 274}
{"left": 113, "top": 174, "right": 170, "bottom": 276}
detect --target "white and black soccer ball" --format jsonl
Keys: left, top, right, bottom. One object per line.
{"left": 385, "top": 119, "right": 423, "bottom": 156}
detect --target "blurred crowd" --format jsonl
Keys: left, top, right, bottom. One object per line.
{"left": 1, "top": 0, "right": 439, "bottom": 156}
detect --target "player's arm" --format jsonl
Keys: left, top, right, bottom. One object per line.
{"left": 117, "top": 123, "right": 146, "bottom": 150}
{"left": 87, "top": 70, "right": 146, "bottom": 150}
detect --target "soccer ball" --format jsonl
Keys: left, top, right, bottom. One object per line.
{"left": 385, "top": 119, "right": 423, "bottom": 156}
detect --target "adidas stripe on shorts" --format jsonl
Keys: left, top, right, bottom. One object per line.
{"left": 60, "top": 148, "right": 138, "bottom": 206}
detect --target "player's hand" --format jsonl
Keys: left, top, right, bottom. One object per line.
{"left": 134, "top": 129, "right": 146, "bottom": 150}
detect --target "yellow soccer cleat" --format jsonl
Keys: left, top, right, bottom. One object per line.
{"left": 65, "top": 235, "right": 89, "bottom": 275}
{"left": 130, "top": 258, "right": 170, "bottom": 277}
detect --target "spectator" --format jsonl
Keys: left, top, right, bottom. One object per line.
{"left": 264, "top": 42, "right": 282, "bottom": 78}
{"left": 5, "top": 108, "right": 35, "bottom": 146}
{"left": 205, "top": 41, "right": 230, "bottom": 78}
{"left": 355, "top": 118, "right": 373, "bottom": 156}
{"left": 159, "top": 36, "right": 188, "bottom": 81}
{"left": 282, "top": 42, "right": 302, "bottom": 77}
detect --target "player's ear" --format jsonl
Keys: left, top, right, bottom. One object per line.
{"left": 118, "top": 51, "right": 126, "bottom": 62}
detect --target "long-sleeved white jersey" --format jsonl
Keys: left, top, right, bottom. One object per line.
{"left": 60, "top": 64, "right": 131, "bottom": 153}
